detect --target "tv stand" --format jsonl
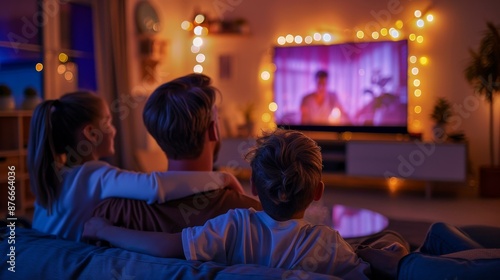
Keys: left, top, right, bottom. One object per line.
{"left": 215, "top": 137, "right": 467, "bottom": 198}
{"left": 319, "top": 139, "right": 467, "bottom": 198}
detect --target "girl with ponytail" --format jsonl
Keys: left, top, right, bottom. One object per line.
{"left": 28, "top": 92, "right": 240, "bottom": 241}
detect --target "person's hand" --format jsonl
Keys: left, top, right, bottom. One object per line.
{"left": 222, "top": 172, "right": 245, "bottom": 194}
{"left": 83, "top": 217, "right": 112, "bottom": 240}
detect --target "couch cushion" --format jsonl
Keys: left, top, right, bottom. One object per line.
{"left": 398, "top": 250, "right": 500, "bottom": 280}
{"left": 0, "top": 227, "right": 340, "bottom": 280}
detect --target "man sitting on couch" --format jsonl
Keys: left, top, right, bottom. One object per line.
{"left": 92, "top": 73, "right": 261, "bottom": 232}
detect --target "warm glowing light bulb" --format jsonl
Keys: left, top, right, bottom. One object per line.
{"left": 414, "top": 89, "right": 422, "bottom": 97}
{"left": 194, "top": 26, "right": 203, "bottom": 35}
{"left": 181, "top": 21, "right": 192, "bottom": 30}
{"left": 411, "top": 67, "right": 419, "bottom": 75}
{"left": 416, "top": 19, "right": 425, "bottom": 28}
{"left": 380, "top": 28, "right": 388, "bottom": 36}
{"left": 193, "top": 37, "right": 203, "bottom": 47}
{"left": 412, "top": 120, "right": 422, "bottom": 130}
{"left": 261, "top": 71, "right": 271, "bottom": 80}
{"left": 57, "top": 64, "right": 66, "bottom": 74}
{"left": 196, "top": 53, "right": 206, "bottom": 63}
{"left": 395, "top": 20, "right": 404, "bottom": 29}
{"left": 194, "top": 14, "right": 205, "bottom": 24}
{"left": 322, "top": 33, "right": 332, "bottom": 42}
{"left": 305, "top": 36, "right": 313, "bottom": 44}
{"left": 413, "top": 79, "right": 421, "bottom": 87}
{"left": 410, "top": 56, "right": 417, "bottom": 63}
{"left": 416, "top": 35, "right": 424, "bottom": 43}
{"left": 277, "top": 36, "right": 286, "bottom": 45}
{"left": 420, "top": 56, "right": 429, "bottom": 65}
{"left": 35, "top": 63, "right": 43, "bottom": 72}
{"left": 389, "top": 28, "right": 400, "bottom": 38}
{"left": 64, "top": 71, "right": 73, "bottom": 81}
{"left": 193, "top": 64, "right": 203, "bottom": 73}
{"left": 261, "top": 113, "right": 271, "bottom": 122}
{"left": 313, "top": 32, "right": 322, "bottom": 41}
{"left": 372, "top": 31, "right": 380, "bottom": 39}
{"left": 286, "top": 34, "right": 294, "bottom": 43}
{"left": 268, "top": 102, "right": 278, "bottom": 112}
{"left": 414, "top": 106, "right": 422, "bottom": 114}
{"left": 58, "top": 53, "right": 68, "bottom": 63}
{"left": 356, "top": 30, "right": 364, "bottom": 39}
{"left": 294, "top": 35, "right": 303, "bottom": 44}
{"left": 414, "top": 10, "right": 422, "bottom": 18}
{"left": 409, "top": 34, "right": 416, "bottom": 41}
{"left": 191, "top": 45, "right": 200, "bottom": 53}
{"left": 426, "top": 14, "right": 434, "bottom": 22}
{"left": 341, "top": 131, "right": 353, "bottom": 141}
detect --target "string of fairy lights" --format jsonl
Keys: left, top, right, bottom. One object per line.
{"left": 182, "top": 8, "right": 434, "bottom": 132}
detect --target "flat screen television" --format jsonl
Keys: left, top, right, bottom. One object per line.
{"left": 273, "top": 40, "right": 408, "bottom": 134}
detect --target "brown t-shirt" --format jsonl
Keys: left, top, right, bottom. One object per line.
{"left": 92, "top": 188, "right": 262, "bottom": 233}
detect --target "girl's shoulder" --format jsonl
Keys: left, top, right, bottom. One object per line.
{"left": 72, "top": 160, "right": 114, "bottom": 175}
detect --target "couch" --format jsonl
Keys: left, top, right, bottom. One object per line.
{"left": 0, "top": 227, "right": 340, "bottom": 280}
{"left": 2, "top": 226, "right": 500, "bottom": 279}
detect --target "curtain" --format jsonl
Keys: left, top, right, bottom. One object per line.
{"left": 93, "top": 0, "right": 135, "bottom": 169}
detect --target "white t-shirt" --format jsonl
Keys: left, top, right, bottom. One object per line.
{"left": 182, "top": 208, "right": 370, "bottom": 279}
{"left": 33, "top": 160, "right": 228, "bottom": 241}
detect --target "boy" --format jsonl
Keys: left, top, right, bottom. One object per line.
{"left": 83, "top": 129, "right": 370, "bottom": 279}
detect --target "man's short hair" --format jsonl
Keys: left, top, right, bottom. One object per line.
{"left": 143, "top": 73, "right": 217, "bottom": 160}
{"left": 315, "top": 70, "right": 329, "bottom": 79}
{"left": 245, "top": 129, "right": 323, "bottom": 220}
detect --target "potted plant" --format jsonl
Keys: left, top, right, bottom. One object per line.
{"left": 464, "top": 21, "right": 500, "bottom": 197}
{"left": 430, "top": 97, "right": 453, "bottom": 142}
{"left": 0, "top": 84, "right": 15, "bottom": 110}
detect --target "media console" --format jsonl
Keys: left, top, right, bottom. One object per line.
{"left": 215, "top": 137, "right": 467, "bottom": 198}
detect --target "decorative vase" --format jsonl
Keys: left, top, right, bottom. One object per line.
{"left": 21, "top": 95, "right": 42, "bottom": 110}
{"left": 0, "top": 96, "right": 15, "bottom": 110}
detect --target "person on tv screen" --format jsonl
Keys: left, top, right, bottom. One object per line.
{"left": 300, "top": 70, "right": 349, "bottom": 125}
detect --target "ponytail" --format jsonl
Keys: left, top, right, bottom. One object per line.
{"left": 28, "top": 100, "right": 61, "bottom": 214}
{"left": 27, "top": 92, "right": 104, "bottom": 214}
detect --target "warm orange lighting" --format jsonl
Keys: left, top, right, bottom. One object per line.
{"left": 261, "top": 71, "right": 271, "bottom": 80}
{"left": 277, "top": 36, "right": 286, "bottom": 45}
{"left": 414, "top": 106, "right": 422, "bottom": 114}
{"left": 268, "top": 102, "right": 278, "bottom": 112}
{"left": 58, "top": 53, "right": 68, "bottom": 63}
{"left": 395, "top": 20, "right": 404, "bottom": 29}
{"left": 35, "top": 63, "right": 43, "bottom": 72}
{"left": 356, "top": 30, "right": 364, "bottom": 39}
{"left": 414, "top": 89, "right": 422, "bottom": 97}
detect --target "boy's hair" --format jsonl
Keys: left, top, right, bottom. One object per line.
{"left": 143, "top": 73, "right": 218, "bottom": 160}
{"left": 245, "top": 129, "right": 323, "bottom": 220}
{"left": 28, "top": 92, "right": 104, "bottom": 214}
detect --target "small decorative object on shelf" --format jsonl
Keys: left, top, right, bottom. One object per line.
{"left": 430, "top": 97, "right": 452, "bottom": 142}
{"left": 21, "top": 87, "right": 42, "bottom": 110}
{"left": 0, "top": 84, "right": 15, "bottom": 110}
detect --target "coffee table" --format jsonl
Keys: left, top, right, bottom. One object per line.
{"left": 304, "top": 203, "right": 389, "bottom": 239}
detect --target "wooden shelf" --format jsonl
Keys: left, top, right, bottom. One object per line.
{"left": 0, "top": 110, "right": 33, "bottom": 217}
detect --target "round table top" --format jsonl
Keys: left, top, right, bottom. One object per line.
{"left": 304, "top": 203, "right": 389, "bottom": 238}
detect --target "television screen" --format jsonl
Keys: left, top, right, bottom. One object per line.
{"left": 273, "top": 40, "right": 408, "bottom": 133}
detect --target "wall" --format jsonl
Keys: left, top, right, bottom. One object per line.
{"left": 127, "top": 0, "right": 500, "bottom": 177}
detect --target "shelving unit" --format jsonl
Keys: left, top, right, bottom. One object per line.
{"left": 0, "top": 110, "right": 34, "bottom": 219}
